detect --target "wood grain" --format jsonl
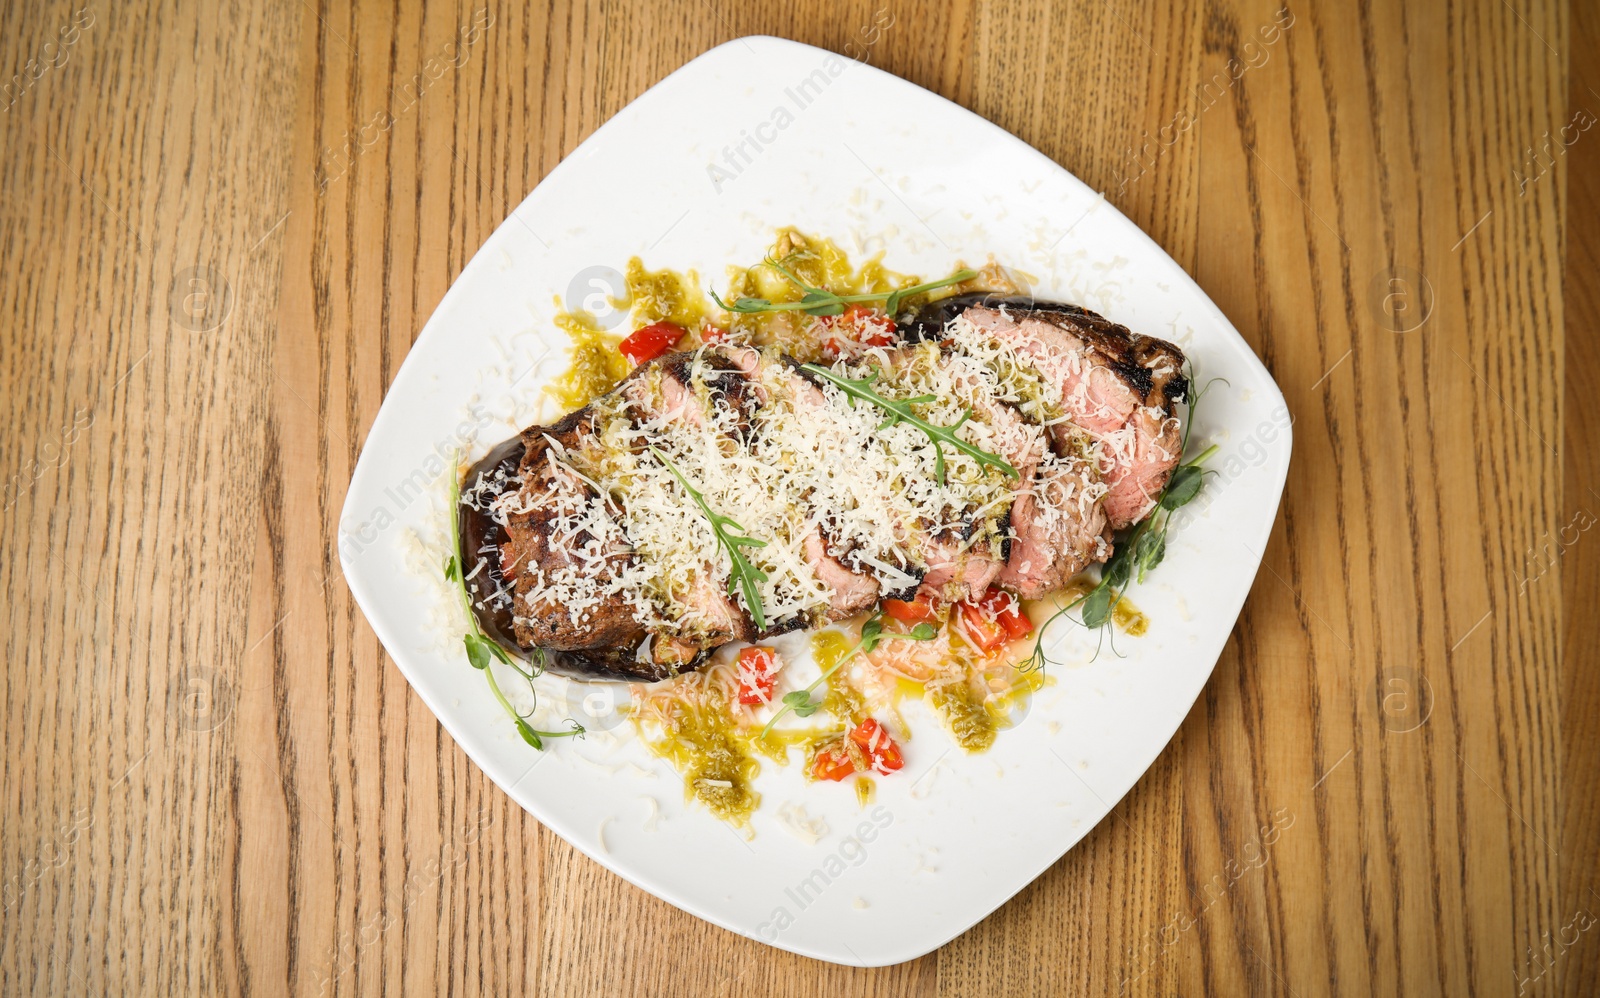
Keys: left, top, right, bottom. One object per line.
{"left": 1561, "top": 0, "right": 1600, "bottom": 996}
{"left": 0, "top": 0, "right": 1585, "bottom": 995}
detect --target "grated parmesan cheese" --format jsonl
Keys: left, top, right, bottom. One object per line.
{"left": 482, "top": 318, "right": 1137, "bottom": 648}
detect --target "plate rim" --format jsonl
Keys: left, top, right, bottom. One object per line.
{"left": 337, "top": 33, "right": 1293, "bottom": 967}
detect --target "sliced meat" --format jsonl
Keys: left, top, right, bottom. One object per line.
{"left": 804, "top": 528, "right": 880, "bottom": 619}
{"left": 505, "top": 422, "right": 647, "bottom": 655}
{"left": 898, "top": 347, "right": 1048, "bottom": 603}
{"left": 905, "top": 294, "right": 1187, "bottom": 529}
{"left": 462, "top": 292, "right": 1188, "bottom": 682}
{"left": 919, "top": 533, "right": 1004, "bottom": 601}
{"left": 616, "top": 355, "right": 698, "bottom": 427}
{"left": 902, "top": 294, "right": 1188, "bottom": 410}
{"left": 1096, "top": 404, "right": 1183, "bottom": 528}
{"left": 998, "top": 448, "right": 1112, "bottom": 598}
{"left": 673, "top": 564, "right": 755, "bottom": 647}
{"left": 621, "top": 353, "right": 759, "bottom": 655}
{"left": 755, "top": 353, "right": 886, "bottom": 620}
{"left": 665, "top": 350, "right": 765, "bottom": 438}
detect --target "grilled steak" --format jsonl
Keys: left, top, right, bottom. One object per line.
{"left": 903, "top": 294, "right": 1188, "bottom": 529}
{"left": 461, "top": 296, "right": 1187, "bottom": 681}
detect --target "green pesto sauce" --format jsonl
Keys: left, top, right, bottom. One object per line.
{"left": 548, "top": 311, "right": 630, "bottom": 412}
{"left": 928, "top": 680, "right": 997, "bottom": 752}
{"left": 626, "top": 256, "right": 707, "bottom": 330}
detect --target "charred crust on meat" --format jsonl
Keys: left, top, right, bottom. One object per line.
{"left": 663, "top": 353, "right": 695, "bottom": 387}
{"left": 679, "top": 353, "right": 749, "bottom": 404}
{"left": 684, "top": 352, "right": 762, "bottom": 441}
{"left": 545, "top": 646, "right": 688, "bottom": 683}
{"left": 903, "top": 293, "right": 1190, "bottom": 411}
{"left": 519, "top": 403, "right": 603, "bottom": 466}
{"left": 762, "top": 614, "right": 813, "bottom": 638}
{"left": 879, "top": 567, "right": 928, "bottom": 603}
{"left": 458, "top": 436, "right": 528, "bottom": 652}
{"left": 779, "top": 353, "right": 828, "bottom": 391}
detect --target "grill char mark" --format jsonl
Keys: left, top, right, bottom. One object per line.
{"left": 901, "top": 293, "right": 1189, "bottom": 410}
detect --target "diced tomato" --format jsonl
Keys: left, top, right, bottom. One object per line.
{"left": 734, "top": 646, "right": 782, "bottom": 706}
{"left": 842, "top": 304, "right": 896, "bottom": 346}
{"left": 817, "top": 305, "right": 897, "bottom": 358}
{"left": 700, "top": 322, "right": 730, "bottom": 344}
{"left": 849, "top": 718, "right": 904, "bottom": 774}
{"left": 882, "top": 592, "right": 940, "bottom": 625}
{"left": 618, "top": 321, "right": 685, "bottom": 365}
{"left": 812, "top": 719, "right": 905, "bottom": 781}
{"left": 957, "top": 601, "right": 1008, "bottom": 653}
{"left": 975, "top": 587, "right": 1033, "bottom": 639}
{"left": 957, "top": 587, "right": 1031, "bottom": 652}
{"left": 811, "top": 746, "right": 856, "bottom": 782}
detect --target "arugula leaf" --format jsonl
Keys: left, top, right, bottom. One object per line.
{"left": 800, "top": 364, "right": 1019, "bottom": 484}
{"left": 709, "top": 264, "right": 978, "bottom": 317}
{"left": 649, "top": 446, "right": 771, "bottom": 631}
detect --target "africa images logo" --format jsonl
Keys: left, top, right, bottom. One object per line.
{"left": 169, "top": 265, "right": 234, "bottom": 332}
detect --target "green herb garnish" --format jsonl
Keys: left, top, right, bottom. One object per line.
{"left": 709, "top": 256, "right": 977, "bottom": 318}
{"left": 446, "top": 461, "right": 584, "bottom": 749}
{"left": 759, "top": 612, "right": 937, "bottom": 737}
{"left": 799, "top": 364, "right": 1019, "bottom": 484}
{"left": 1022, "top": 372, "right": 1222, "bottom": 669}
{"left": 648, "top": 445, "right": 771, "bottom": 631}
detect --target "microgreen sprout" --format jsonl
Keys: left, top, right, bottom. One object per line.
{"left": 759, "top": 612, "right": 937, "bottom": 737}
{"left": 1021, "top": 372, "right": 1223, "bottom": 671}
{"left": 709, "top": 256, "right": 977, "bottom": 318}
{"left": 447, "top": 460, "right": 585, "bottom": 749}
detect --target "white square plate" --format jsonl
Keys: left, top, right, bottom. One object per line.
{"left": 338, "top": 35, "right": 1291, "bottom": 967}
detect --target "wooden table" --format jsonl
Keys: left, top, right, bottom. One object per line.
{"left": 2, "top": 1, "right": 1593, "bottom": 994}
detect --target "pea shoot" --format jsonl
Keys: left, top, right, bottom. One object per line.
{"left": 759, "top": 611, "right": 937, "bottom": 737}
{"left": 446, "top": 461, "right": 585, "bottom": 749}
{"left": 709, "top": 256, "right": 977, "bottom": 318}
{"left": 1022, "top": 372, "right": 1223, "bottom": 670}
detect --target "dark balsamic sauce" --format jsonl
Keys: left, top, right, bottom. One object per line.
{"left": 458, "top": 435, "right": 527, "bottom": 656}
